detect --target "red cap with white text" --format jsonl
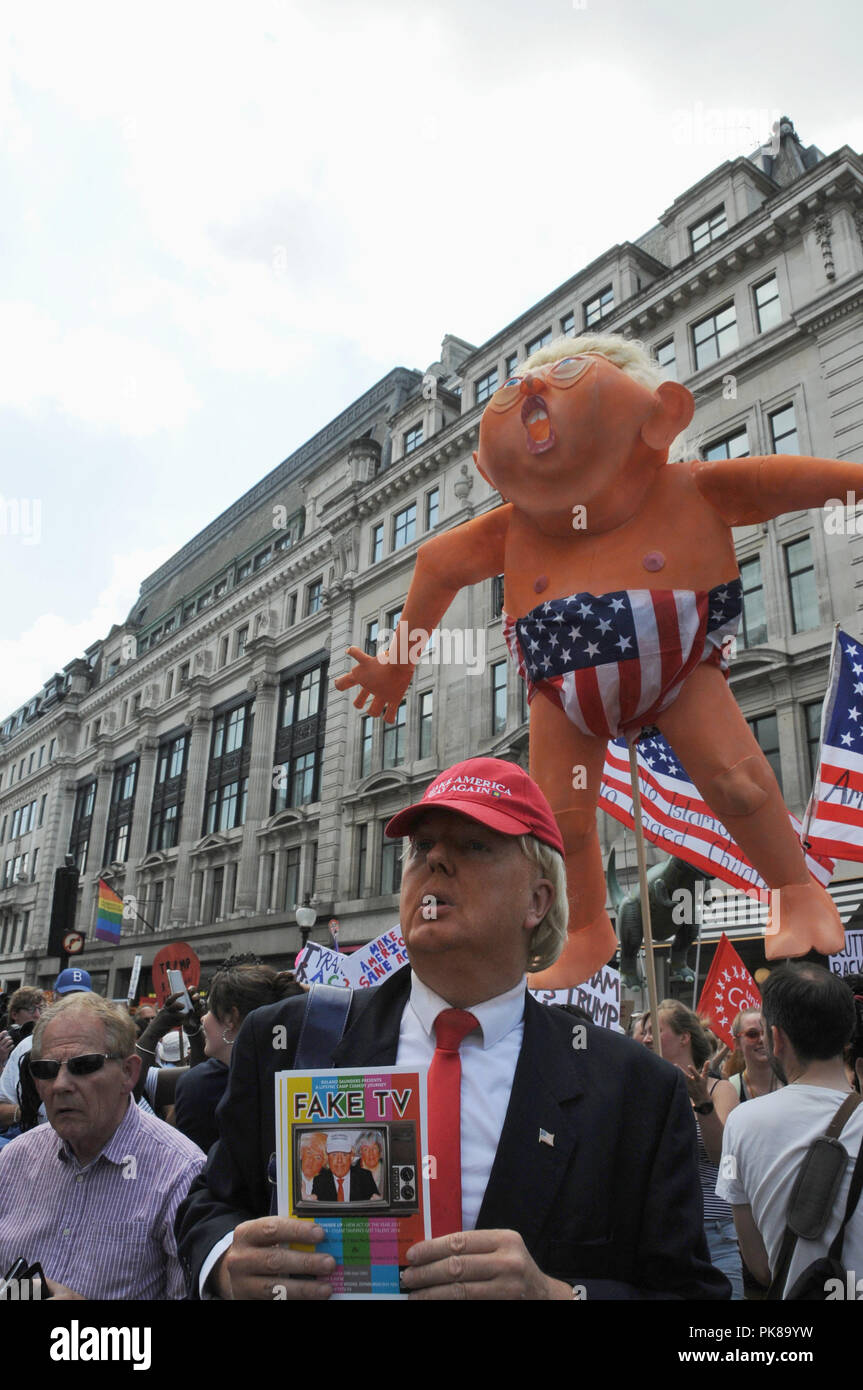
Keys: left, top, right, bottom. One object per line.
{"left": 384, "top": 756, "right": 564, "bottom": 855}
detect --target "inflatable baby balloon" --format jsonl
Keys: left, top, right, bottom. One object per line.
{"left": 336, "top": 333, "right": 861, "bottom": 986}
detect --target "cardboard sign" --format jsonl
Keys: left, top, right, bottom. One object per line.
{"left": 151, "top": 941, "right": 201, "bottom": 1006}
{"left": 529, "top": 965, "right": 622, "bottom": 1032}
{"left": 293, "top": 941, "right": 350, "bottom": 988}
{"left": 829, "top": 929, "right": 863, "bottom": 977}
{"left": 346, "top": 926, "right": 409, "bottom": 989}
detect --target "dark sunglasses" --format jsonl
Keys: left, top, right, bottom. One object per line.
{"left": 737, "top": 1027, "right": 764, "bottom": 1041}
{"left": 30, "top": 1053, "right": 125, "bottom": 1081}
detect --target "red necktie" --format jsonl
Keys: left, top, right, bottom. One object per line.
{"left": 427, "top": 1008, "right": 480, "bottom": 1239}
{"left": 337, "top": 1177, "right": 345, "bottom": 1202}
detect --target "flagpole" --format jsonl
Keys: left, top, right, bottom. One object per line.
{"left": 627, "top": 738, "right": 663, "bottom": 1058}
{"left": 801, "top": 622, "right": 840, "bottom": 849}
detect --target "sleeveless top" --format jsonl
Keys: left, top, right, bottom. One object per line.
{"left": 697, "top": 1080, "right": 733, "bottom": 1222}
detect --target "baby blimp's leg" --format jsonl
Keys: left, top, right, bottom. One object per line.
{"left": 526, "top": 695, "right": 619, "bottom": 988}
{"left": 655, "top": 664, "right": 843, "bottom": 957}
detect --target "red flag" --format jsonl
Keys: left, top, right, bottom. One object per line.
{"left": 696, "top": 933, "right": 761, "bottom": 1048}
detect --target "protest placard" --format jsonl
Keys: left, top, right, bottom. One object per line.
{"left": 529, "top": 964, "right": 622, "bottom": 1031}
{"left": 292, "top": 941, "right": 350, "bottom": 987}
{"left": 828, "top": 929, "right": 863, "bottom": 977}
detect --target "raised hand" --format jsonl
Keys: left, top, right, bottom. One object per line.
{"left": 333, "top": 646, "right": 414, "bottom": 722}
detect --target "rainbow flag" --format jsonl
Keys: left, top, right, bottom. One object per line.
{"left": 95, "top": 879, "right": 124, "bottom": 943}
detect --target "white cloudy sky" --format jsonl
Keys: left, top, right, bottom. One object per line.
{"left": 1, "top": 0, "right": 861, "bottom": 716}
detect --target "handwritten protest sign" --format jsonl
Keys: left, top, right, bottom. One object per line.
{"left": 345, "top": 926, "right": 410, "bottom": 988}
{"left": 529, "top": 964, "right": 622, "bottom": 1032}
{"left": 829, "top": 929, "right": 863, "bottom": 977}
{"left": 151, "top": 942, "right": 200, "bottom": 1006}
{"left": 292, "top": 941, "right": 350, "bottom": 987}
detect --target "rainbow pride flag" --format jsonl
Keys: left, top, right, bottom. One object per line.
{"left": 95, "top": 879, "right": 124, "bottom": 943}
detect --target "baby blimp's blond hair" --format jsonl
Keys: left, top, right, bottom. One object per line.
{"left": 521, "top": 331, "right": 663, "bottom": 391}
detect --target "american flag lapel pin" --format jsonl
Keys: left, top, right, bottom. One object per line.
{"left": 538, "top": 1129, "right": 554, "bottom": 1147}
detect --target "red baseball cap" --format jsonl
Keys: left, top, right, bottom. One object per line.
{"left": 384, "top": 756, "right": 564, "bottom": 855}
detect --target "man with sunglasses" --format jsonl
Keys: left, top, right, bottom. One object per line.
{"left": 0, "top": 992, "right": 205, "bottom": 1299}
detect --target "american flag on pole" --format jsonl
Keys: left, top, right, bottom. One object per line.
{"left": 697, "top": 933, "right": 761, "bottom": 1047}
{"left": 504, "top": 581, "right": 742, "bottom": 740}
{"left": 801, "top": 626, "right": 863, "bottom": 863}
{"left": 599, "top": 732, "right": 834, "bottom": 894}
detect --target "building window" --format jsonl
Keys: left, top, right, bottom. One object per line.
{"left": 273, "top": 661, "right": 327, "bottom": 814}
{"left": 151, "top": 803, "right": 179, "bottom": 851}
{"left": 805, "top": 702, "right": 823, "bottom": 779}
{"left": 505, "top": 352, "right": 519, "bottom": 377}
{"left": 360, "top": 716, "right": 374, "bottom": 778}
{"left": 690, "top": 205, "right": 727, "bottom": 254}
{"left": 150, "top": 880, "right": 164, "bottom": 931}
{"left": 526, "top": 329, "right": 551, "bottom": 357}
{"left": 291, "top": 751, "right": 317, "bottom": 806}
{"left": 785, "top": 537, "right": 819, "bottom": 634}
{"left": 703, "top": 427, "right": 749, "bottom": 461}
{"left": 386, "top": 606, "right": 403, "bottom": 642}
{"left": 237, "top": 560, "right": 252, "bottom": 580}
{"left": 393, "top": 504, "right": 416, "bottom": 551}
{"left": 306, "top": 579, "right": 322, "bottom": 615}
{"left": 107, "top": 822, "right": 130, "bottom": 863}
{"left": 492, "top": 661, "right": 508, "bottom": 733}
{"left": 380, "top": 828, "right": 402, "bottom": 895}
{"left": 655, "top": 338, "right": 676, "bottom": 377}
{"left": 748, "top": 713, "right": 782, "bottom": 792}
{"left": 475, "top": 369, "right": 498, "bottom": 405}
{"left": 424, "top": 487, "right": 440, "bottom": 531}
{"left": 219, "top": 636, "right": 229, "bottom": 668}
{"left": 490, "top": 573, "right": 505, "bottom": 618}
{"left": 371, "top": 523, "right": 384, "bottom": 564}
{"left": 287, "top": 592, "right": 297, "bottom": 626}
{"left": 382, "top": 702, "right": 407, "bottom": 768}
{"left": 355, "top": 823, "right": 368, "bottom": 897}
{"left": 364, "top": 619, "right": 379, "bottom": 657}
{"left": 769, "top": 403, "right": 799, "bottom": 454}
{"left": 235, "top": 626, "right": 249, "bottom": 659}
{"left": 561, "top": 311, "right": 575, "bottom": 337}
{"left": 253, "top": 546, "right": 271, "bottom": 572}
{"left": 692, "top": 303, "right": 738, "bottom": 371}
{"left": 404, "top": 425, "right": 423, "bottom": 455}
{"left": 584, "top": 286, "right": 613, "bottom": 328}
{"left": 38, "top": 794, "right": 47, "bottom": 827}
{"left": 754, "top": 275, "right": 781, "bottom": 333}
{"left": 739, "top": 556, "right": 767, "bottom": 648}
{"left": 418, "top": 691, "right": 433, "bottom": 758}
{"left": 283, "top": 846, "right": 301, "bottom": 910}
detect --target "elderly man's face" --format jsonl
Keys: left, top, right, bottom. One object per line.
{"left": 327, "top": 1148, "right": 353, "bottom": 1179}
{"left": 301, "top": 1141, "right": 326, "bottom": 1178}
{"left": 34, "top": 1014, "right": 139, "bottom": 1166}
{"left": 399, "top": 810, "right": 552, "bottom": 1002}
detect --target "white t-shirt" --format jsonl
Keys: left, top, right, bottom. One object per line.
{"left": 0, "top": 1035, "right": 47, "bottom": 1124}
{"left": 716, "top": 1084, "right": 863, "bottom": 1295}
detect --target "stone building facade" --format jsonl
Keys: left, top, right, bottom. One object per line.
{"left": 1, "top": 116, "right": 862, "bottom": 996}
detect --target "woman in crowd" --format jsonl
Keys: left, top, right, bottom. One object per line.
{"left": 641, "top": 999, "right": 742, "bottom": 1298}
{"left": 724, "top": 1008, "right": 782, "bottom": 1101}
{"left": 173, "top": 955, "right": 305, "bottom": 1153}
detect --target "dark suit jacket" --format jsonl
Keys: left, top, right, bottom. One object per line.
{"left": 312, "top": 1165, "right": 378, "bottom": 1203}
{"left": 176, "top": 968, "right": 729, "bottom": 1299}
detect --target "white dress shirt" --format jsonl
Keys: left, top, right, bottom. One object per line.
{"left": 396, "top": 972, "right": 526, "bottom": 1232}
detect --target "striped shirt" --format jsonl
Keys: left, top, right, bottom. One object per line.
{"left": 0, "top": 1098, "right": 205, "bottom": 1299}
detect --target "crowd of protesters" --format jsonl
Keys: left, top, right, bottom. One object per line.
{"left": 1, "top": 936, "right": 861, "bottom": 1299}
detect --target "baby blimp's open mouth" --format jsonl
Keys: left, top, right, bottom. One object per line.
{"left": 521, "top": 395, "right": 556, "bottom": 454}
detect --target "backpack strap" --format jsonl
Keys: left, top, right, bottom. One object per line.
{"left": 767, "top": 1091, "right": 861, "bottom": 1300}
{"left": 826, "top": 1105, "right": 863, "bottom": 1262}
{"left": 294, "top": 984, "right": 353, "bottom": 1069}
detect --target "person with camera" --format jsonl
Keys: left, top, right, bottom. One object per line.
{"left": 0, "top": 977, "right": 87, "bottom": 1150}
{"left": 0, "top": 988, "right": 45, "bottom": 1074}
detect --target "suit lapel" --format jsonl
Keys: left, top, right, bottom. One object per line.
{"left": 330, "top": 966, "right": 411, "bottom": 1067}
{"left": 477, "top": 995, "right": 586, "bottom": 1247}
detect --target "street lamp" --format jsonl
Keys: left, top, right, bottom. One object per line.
{"left": 295, "top": 897, "right": 317, "bottom": 951}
